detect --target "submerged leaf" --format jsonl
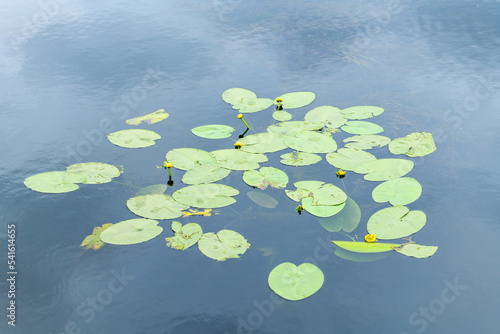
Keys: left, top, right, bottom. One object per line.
{"left": 367, "top": 206, "right": 427, "bottom": 239}
{"left": 107, "top": 129, "right": 161, "bottom": 148}
{"left": 247, "top": 191, "right": 278, "bottom": 209}
{"left": 67, "top": 162, "right": 121, "bottom": 184}
{"left": 198, "top": 230, "right": 250, "bottom": 261}
{"left": 191, "top": 124, "right": 235, "bottom": 139}
{"left": 302, "top": 197, "right": 346, "bottom": 218}
{"left": 135, "top": 184, "right": 168, "bottom": 196}
{"left": 242, "top": 167, "right": 289, "bottom": 190}
{"left": 172, "top": 184, "right": 239, "bottom": 208}
{"left": 165, "top": 221, "right": 203, "bottom": 250}
{"left": 372, "top": 177, "right": 422, "bottom": 206}
{"left": 389, "top": 132, "right": 437, "bottom": 157}
{"left": 24, "top": 171, "right": 86, "bottom": 193}
{"left": 127, "top": 194, "right": 189, "bottom": 220}
{"left": 268, "top": 262, "right": 324, "bottom": 301}
{"left": 318, "top": 197, "right": 361, "bottom": 233}
{"left": 100, "top": 219, "right": 163, "bottom": 245}
{"left": 126, "top": 109, "right": 169, "bottom": 125}
{"left": 341, "top": 121, "right": 384, "bottom": 135}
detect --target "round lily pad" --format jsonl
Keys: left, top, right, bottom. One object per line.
{"left": 354, "top": 158, "right": 414, "bottom": 181}
{"left": 372, "top": 177, "right": 422, "bottom": 206}
{"left": 389, "top": 132, "right": 437, "bottom": 157}
{"left": 394, "top": 244, "right": 438, "bottom": 258}
{"left": 367, "top": 206, "right": 427, "bottom": 239}
{"left": 107, "top": 129, "right": 161, "bottom": 148}
{"left": 239, "top": 132, "right": 287, "bottom": 154}
{"left": 66, "top": 162, "right": 121, "bottom": 184}
{"left": 267, "top": 121, "right": 323, "bottom": 135}
{"left": 24, "top": 171, "right": 86, "bottom": 193}
{"left": 198, "top": 229, "right": 250, "bottom": 261}
{"left": 166, "top": 148, "right": 217, "bottom": 171}
{"left": 280, "top": 151, "right": 322, "bottom": 166}
{"left": 326, "top": 148, "right": 376, "bottom": 171}
{"left": 289, "top": 181, "right": 347, "bottom": 206}
{"left": 247, "top": 191, "right": 278, "bottom": 209}
{"left": 341, "top": 106, "right": 384, "bottom": 119}
{"left": 274, "top": 92, "right": 316, "bottom": 109}
{"left": 332, "top": 240, "right": 401, "bottom": 253}
{"left": 304, "top": 106, "right": 347, "bottom": 128}
{"left": 165, "top": 221, "right": 203, "bottom": 250}
{"left": 341, "top": 121, "right": 384, "bottom": 135}
{"left": 343, "top": 134, "right": 391, "bottom": 150}
{"left": 284, "top": 131, "right": 337, "bottom": 153}
{"left": 172, "top": 184, "right": 239, "bottom": 208}
{"left": 268, "top": 262, "right": 324, "bottom": 301}
{"left": 242, "top": 167, "right": 288, "bottom": 190}
{"left": 100, "top": 218, "right": 162, "bottom": 245}
{"left": 210, "top": 149, "right": 268, "bottom": 170}
{"left": 182, "top": 164, "right": 231, "bottom": 185}
{"left": 233, "top": 98, "right": 273, "bottom": 113}
{"left": 273, "top": 110, "right": 292, "bottom": 121}
{"left": 222, "top": 88, "right": 257, "bottom": 105}
{"left": 191, "top": 124, "right": 235, "bottom": 139}
{"left": 127, "top": 194, "right": 189, "bottom": 220}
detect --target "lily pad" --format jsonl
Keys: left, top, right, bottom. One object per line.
{"left": 372, "top": 177, "right": 422, "bottom": 206}
{"left": 135, "top": 184, "right": 168, "bottom": 196}
{"left": 332, "top": 240, "right": 401, "bottom": 253}
{"left": 210, "top": 149, "right": 268, "bottom": 170}
{"left": 326, "top": 148, "right": 376, "bottom": 171}
{"left": 389, "top": 132, "right": 437, "bottom": 157}
{"left": 367, "top": 206, "right": 427, "bottom": 239}
{"left": 341, "top": 121, "right": 384, "bottom": 135}
{"left": 341, "top": 106, "right": 384, "bottom": 119}
{"left": 100, "top": 218, "right": 163, "bottom": 245}
{"left": 267, "top": 121, "right": 323, "bottom": 135}
{"left": 172, "top": 184, "right": 239, "bottom": 208}
{"left": 318, "top": 197, "right": 361, "bottom": 233}
{"left": 239, "top": 132, "right": 288, "bottom": 154}
{"left": 107, "top": 129, "right": 161, "bottom": 148}
{"left": 80, "top": 223, "right": 113, "bottom": 250}
{"left": 242, "top": 167, "right": 289, "bottom": 190}
{"left": 284, "top": 131, "right": 337, "bottom": 153}
{"left": 273, "top": 110, "right": 292, "bottom": 121}
{"left": 233, "top": 98, "right": 273, "bottom": 113}
{"left": 198, "top": 230, "right": 250, "bottom": 261}
{"left": 126, "top": 109, "right": 169, "bottom": 125}
{"left": 127, "top": 194, "right": 189, "bottom": 220}
{"left": 289, "top": 181, "right": 347, "bottom": 206}
{"left": 394, "top": 244, "right": 438, "bottom": 258}
{"left": 222, "top": 88, "right": 257, "bottom": 105}
{"left": 24, "top": 171, "right": 86, "bottom": 193}
{"left": 274, "top": 92, "right": 316, "bottom": 109}
{"left": 302, "top": 197, "right": 346, "bottom": 218}
{"left": 247, "top": 191, "right": 278, "bottom": 209}
{"left": 304, "top": 106, "right": 347, "bottom": 128}
{"left": 67, "top": 162, "right": 121, "bottom": 184}
{"left": 166, "top": 148, "right": 217, "bottom": 171}
{"left": 343, "top": 134, "right": 391, "bottom": 150}
{"left": 280, "top": 151, "right": 322, "bottom": 166}
{"left": 182, "top": 164, "right": 231, "bottom": 185}
{"left": 268, "top": 262, "right": 324, "bottom": 301}
{"left": 191, "top": 124, "right": 235, "bottom": 139}
{"left": 165, "top": 221, "right": 203, "bottom": 250}
{"left": 354, "top": 158, "right": 414, "bottom": 181}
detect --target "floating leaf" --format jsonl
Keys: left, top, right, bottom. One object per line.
{"left": 280, "top": 151, "right": 322, "bottom": 166}
{"left": 126, "top": 109, "right": 169, "bottom": 125}
{"left": 341, "top": 121, "right": 384, "bottom": 135}
{"left": 332, "top": 240, "right": 401, "bottom": 253}
{"left": 210, "top": 149, "right": 268, "bottom": 170}
{"left": 334, "top": 248, "right": 392, "bottom": 262}
{"left": 233, "top": 98, "right": 273, "bottom": 113}
{"left": 274, "top": 92, "right": 316, "bottom": 109}
{"left": 242, "top": 167, "right": 288, "bottom": 190}
{"left": 326, "top": 148, "right": 376, "bottom": 171}
{"left": 354, "top": 158, "right": 414, "bottom": 181}
{"left": 247, "top": 191, "right": 278, "bottom": 209}
{"left": 67, "top": 162, "right": 121, "bottom": 184}
{"left": 80, "top": 223, "right": 113, "bottom": 250}
{"left": 222, "top": 88, "right": 257, "bottom": 105}
{"left": 107, "top": 129, "right": 161, "bottom": 148}
{"left": 166, "top": 148, "right": 217, "bottom": 171}
{"left": 239, "top": 132, "right": 288, "bottom": 153}
{"left": 302, "top": 197, "right": 345, "bottom": 218}
{"left": 367, "top": 206, "right": 427, "bottom": 239}
{"left": 127, "top": 194, "right": 189, "bottom": 220}
{"left": 304, "top": 106, "right": 347, "bottom": 128}
{"left": 198, "top": 230, "right": 250, "bottom": 261}
{"left": 191, "top": 124, "right": 235, "bottom": 139}
{"left": 291, "top": 181, "right": 347, "bottom": 206}
{"left": 285, "top": 188, "right": 313, "bottom": 202}
{"left": 24, "top": 171, "right": 86, "bottom": 193}
{"left": 100, "top": 218, "right": 163, "bottom": 245}
{"left": 135, "top": 184, "right": 168, "bottom": 196}
{"left": 394, "top": 244, "right": 438, "bottom": 258}
{"left": 165, "top": 221, "right": 203, "bottom": 250}
{"left": 343, "top": 134, "right": 391, "bottom": 150}
{"left": 372, "top": 177, "right": 422, "bottom": 206}
{"left": 182, "top": 164, "right": 231, "bottom": 185}
{"left": 273, "top": 110, "right": 292, "bottom": 121}
{"left": 389, "top": 132, "right": 437, "bottom": 157}
{"left": 284, "top": 131, "right": 337, "bottom": 153}
{"left": 268, "top": 263, "right": 324, "bottom": 301}
{"left": 318, "top": 197, "right": 361, "bottom": 233}
{"left": 341, "top": 106, "right": 384, "bottom": 119}
{"left": 267, "top": 121, "right": 323, "bottom": 135}
{"left": 172, "top": 184, "right": 239, "bottom": 208}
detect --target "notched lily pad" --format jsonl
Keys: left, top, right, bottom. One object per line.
{"left": 191, "top": 124, "right": 235, "bottom": 139}
{"left": 280, "top": 151, "right": 322, "bottom": 166}
{"left": 222, "top": 88, "right": 257, "bottom": 105}
{"left": 100, "top": 218, "right": 163, "bottom": 245}
{"left": 24, "top": 171, "right": 86, "bottom": 193}
{"left": 326, "top": 148, "right": 376, "bottom": 171}
{"left": 274, "top": 92, "right": 316, "bottom": 109}
{"left": 389, "top": 132, "right": 437, "bottom": 157}
{"left": 242, "top": 167, "right": 289, "bottom": 190}
{"left": 372, "top": 177, "right": 422, "bottom": 206}
{"left": 182, "top": 164, "right": 231, "bottom": 185}
{"left": 284, "top": 131, "right": 337, "bottom": 153}
{"left": 80, "top": 223, "right": 113, "bottom": 250}
{"left": 172, "top": 184, "right": 239, "bottom": 208}
{"left": 67, "top": 162, "right": 121, "bottom": 184}
{"left": 126, "top": 109, "right": 169, "bottom": 125}
{"left": 239, "top": 132, "right": 287, "bottom": 153}
{"left": 107, "top": 129, "right": 161, "bottom": 148}
{"left": 233, "top": 98, "right": 273, "bottom": 113}
{"left": 367, "top": 206, "right": 427, "bottom": 239}
{"left": 210, "top": 149, "right": 267, "bottom": 171}
{"left": 304, "top": 106, "right": 347, "bottom": 129}
{"left": 341, "top": 121, "right": 384, "bottom": 135}
{"left": 198, "top": 230, "right": 250, "bottom": 261}
{"left": 354, "top": 158, "right": 414, "bottom": 181}
{"left": 127, "top": 194, "right": 189, "bottom": 220}
{"left": 268, "top": 262, "right": 324, "bottom": 301}
{"left": 343, "top": 134, "right": 391, "bottom": 150}
{"left": 165, "top": 221, "right": 203, "bottom": 250}
{"left": 166, "top": 148, "right": 217, "bottom": 171}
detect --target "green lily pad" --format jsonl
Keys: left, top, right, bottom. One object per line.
{"left": 247, "top": 191, "right": 279, "bottom": 209}
{"left": 318, "top": 197, "right": 361, "bottom": 233}
{"left": 66, "top": 162, "right": 121, "bottom": 184}
{"left": 289, "top": 181, "right": 347, "bottom": 206}
{"left": 340, "top": 106, "right": 384, "bottom": 119}
{"left": 165, "top": 221, "right": 203, "bottom": 250}
{"left": 367, "top": 206, "right": 427, "bottom": 239}
{"left": 239, "top": 132, "right": 288, "bottom": 154}
{"left": 274, "top": 92, "right": 316, "bottom": 109}
{"left": 135, "top": 184, "right": 168, "bottom": 196}
{"left": 182, "top": 164, "right": 231, "bottom": 185}
{"left": 166, "top": 148, "right": 217, "bottom": 171}
{"left": 267, "top": 121, "right": 323, "bottom": 135}
{"left": 233, "top": 98, "right": 273, "bottom": 113}
{"left": 100, "top": 218, "right": 163, "bottom": 245}
{"left": 334, "top": 248, "right": 392, "bottom": 262}
{"left": 191, "top": 124, "right": 235, "bottom": 139}
{"left": 268, "top": 262, "right": 324, "bottom": 301}
{"left": 372, "top": 177, "right": 422, "bottom": 206}
{"left": 332, "top": 240, "right": 401, "bottom": 253}
{"left": 302, "top": 197, "right": 346, "bottom": 218}
{"left": 172, "top": 184, "right": 239, "bottom": 208}
{"left": 389, "top": 132, "right": 437, "bottom": 157}
{"left": 222, "top": 88, "right": 257, "bottom": 105}
{"left": 325, "top": 148, "right": 376, "bottom": 171}
{"left": 127, "top": 194, "right": 189, "bottom": 220}
{"left": 273, "top": 110, "right": 292, "bottom": 121}
{"left": 126, "top": 109, "right": 169, "bottom": 125}
{"left": 280, "top": 151, "right": 322, "bottom": 166}
{"left": 394, "top": 244, "right": 438, "bottom": 258}
{"left": 341, "top": 121, "right": 384, "bottom": 135}
{"left": 343, "top": 134, "right": 391, "bottom": 150}
{"left": 285, "top": 188, "right": 313, "bottom": 202}
{"left": 80, "top": 223, "right": 113, "bottom": 250}
{"left": 210, "top": 149, "right": 268, "bottom": 170}
{"left": 304, "top": 106, "right": 347, "bottom": 128}
{"left": 107, "top": 129, "right": 161, "bottom": 148}
{"left": 284, "top": 131, "right": 337, "bottom": 153}
{"left": 242, "top": 167, "right": 289, "bottom": 190}
{"left": 24, "top": 171, "right": 86, "bottom": 193}
{"left": 198, "top": 230, "right": 250, "bottom": 261}
{"left": 354, "top": 158, "right": 414, "bottom": 181}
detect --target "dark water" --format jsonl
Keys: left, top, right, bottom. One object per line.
{"left": 1, "top": 1, "right": 500, "bottom": 333}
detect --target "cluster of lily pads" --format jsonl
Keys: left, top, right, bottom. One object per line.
{"left": 23, "top": 88, "right": 437, "bottom": 301}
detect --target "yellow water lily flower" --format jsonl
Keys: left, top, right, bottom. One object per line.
{"left": 365, "top": 234, "right": 376, "bottom": 243}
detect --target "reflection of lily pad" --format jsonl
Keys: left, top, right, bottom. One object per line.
{"left": 172, "top": 184, "right": 239, "bottom": 208}
{"left": 247, "top": 191, "right": 278, "bottom": 209}
{"left": 343, "top": 134, "right": 391, "bottom": 150}
{"left": 191, "top": 124, "right": 235, "bottom": 139}
{"left": 332, "top": 241, "right": 401, "bottom": 253}
{"left": 242, "top": 167, "right": 288, "bottom": 190}
{"left": 367, "top": 206, "right": 427, "bottom": 239}
{"left": 67, "top": 162, "right": 121, "bottom": 184}
{"left": 126, "top": 109, "right": 169, "bottom": 125}
{"left": 100, "top": 219, "right": 163, "bottom": 245}
{"left": 318, "top": 197, "right": 361, "bottom": 232}
{"left": 341, "top": 121, "right": 384, "bottom": 135}
{"left": 166, "top": 148, "right": 217, "bottom": 171}
{"left": 354, "top": 159, "right": 414, "bottom": 181}
{"left": 80, "top": 223, "right": 113, "bottom": 250}
{"left": 389, "top": 132, "right": 437, "bottom": 157}
{"left": 24, "top": 171, "right": 86, "bottom": 193}
{"left": 165, "top": 221, "right": 203, "bottom": 250}
{"left": 302, "top": 197, "right": 346, "bottom": 218}
{"left": 326, "top": 148, "right": 376, "bottom": 171}
{"left": 394, "top": 244, "right": 438, "bottom": 258}
{"left": 280, "top": 151, "right": 322, "bottom": 166}
{"left": 372, "top": 177, "right": 422, "bottom": 206}
{"left": 198, "top": 230, "right": 250, "bottom": 261}
{"left": 127, "top": 194, "right": 189, "bottom": 219}
{"left": 341, "top": 106, "right": 384, "bottom": 119}
{"left": 274, "top": 92, "right": 316, "bottom": 109}
{"left": 222, "top": 88, "right": 257, "bottom": 105}
{"left": 182, "top": 164, "right": 231, "bottom": 185}
{"left": 284, "top": 131, "right": 337, "bottom": 153}
{"left": 135, "top": 184, "right": 168, "bottom": 196}
{"left": 304, "top": 106, "right": 347, "bottom": 128}
{"left": 268, "top": 262, "right": 324, "bottom": 301}
{"left": 107, "top": 129, "right": 161, "bottom": 148}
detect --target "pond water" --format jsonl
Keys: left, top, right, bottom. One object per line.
{"left": 1, "top": 1, "right": 500, "bottom": 333}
